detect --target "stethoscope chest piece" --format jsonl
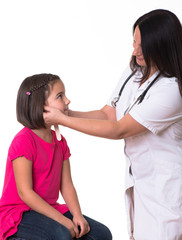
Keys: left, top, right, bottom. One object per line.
{"left": 111, "top": 97, "right": 119, "bottom": 108}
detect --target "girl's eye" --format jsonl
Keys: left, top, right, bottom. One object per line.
{"left": 58, "top": 94, "right": 63, "bottom": 99}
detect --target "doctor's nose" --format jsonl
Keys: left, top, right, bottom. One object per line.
{"left": 133, "top": 47, "right": 141, "bottom": 56}
{"left": 132, "top": 41, "right": 142, "bottom": 56}
{"left": 133, "top": 46, "right": 143, "bottom": 57}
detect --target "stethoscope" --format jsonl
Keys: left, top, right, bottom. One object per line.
{"left": 111, "top": 69, "right": 160, "bottom": 113}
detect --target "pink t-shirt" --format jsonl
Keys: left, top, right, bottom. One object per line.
{"left": 0, "top": 127, "right": 71, "bottom": 240}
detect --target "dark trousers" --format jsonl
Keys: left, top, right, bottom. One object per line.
{"left": 8, "top": 210, "right": 112, "bottom": 240}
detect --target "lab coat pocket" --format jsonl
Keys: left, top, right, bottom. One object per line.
{"left": 155, "top": 160, "right": 182, "bottom": 208}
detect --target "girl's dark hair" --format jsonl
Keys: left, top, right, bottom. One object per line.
{"left": 130, "top": 9, "right": 182, "bottom": 95}
{"left": 17, "top": 73, "right": 60, "bottom": 129}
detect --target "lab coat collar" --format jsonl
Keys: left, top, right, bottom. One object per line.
{"left": 133, "top": 70, "right": 160, "bottom": 90}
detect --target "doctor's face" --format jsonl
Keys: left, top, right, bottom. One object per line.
{"left": 132, "top": 26, "right": 146, "bottom": 67}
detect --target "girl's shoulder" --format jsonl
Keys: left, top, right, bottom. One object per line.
{"left": 11, "top": 127, "right": 36, "bottom": 146}
{"left": 8, "top": 127, "right": 37, "bottom": 161}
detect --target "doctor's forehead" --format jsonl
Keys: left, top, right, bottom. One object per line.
{"left": 133, "top": 26, "right": 141, "bottom": 44}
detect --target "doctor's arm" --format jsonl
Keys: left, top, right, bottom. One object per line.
{"left": 68, "top": 105, "right": 117, "bottom": 121}
{"left": 44, "top": 106, "right": 147, "bottom": 139}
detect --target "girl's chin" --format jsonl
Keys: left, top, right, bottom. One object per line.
{"left": 64, "top": 110, "right": 69, "bottom": 115}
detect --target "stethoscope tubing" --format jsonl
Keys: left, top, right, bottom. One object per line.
{"left": 112, "top": 70, "right": 160, "bottom": 110}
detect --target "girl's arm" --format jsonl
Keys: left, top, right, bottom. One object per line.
{"left": 44, "top": 106, "right": 147, "bottom": 139}
{"left": 13, "top": 157, "right": 78, "bottom": 238}
{"left": 68, "top": 105, "right": 116, "bottom": 121}
{"left": 61, "top": 159, "right": 90, "bottom": 238}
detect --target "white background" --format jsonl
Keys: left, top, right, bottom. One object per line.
{"left": 0, "top": 1, "right": 181, "bottom": 239}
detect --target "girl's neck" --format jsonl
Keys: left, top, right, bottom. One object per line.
{"left": 32, "top": 128, "right": 53, "bottom": 143}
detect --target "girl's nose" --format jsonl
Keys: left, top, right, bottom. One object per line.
{"left": 65, "top": 97, "right": 71, "bottom": 105}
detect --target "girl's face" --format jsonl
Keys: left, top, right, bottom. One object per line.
{"left": 132, "top": 26, "right": 146, "bottom": 67}
{"left": 46, "top": 80, "right": 70, "bottom": 115}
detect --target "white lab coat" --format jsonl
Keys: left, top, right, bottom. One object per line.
{"left": 108, "top": 67, "right": 182, "bottom": 240}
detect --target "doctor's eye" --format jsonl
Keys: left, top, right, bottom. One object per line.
{"left": 133, "top": 40, "right": 136, "bottom": 47}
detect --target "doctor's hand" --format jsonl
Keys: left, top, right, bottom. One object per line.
{"left": 43, "top": 106, "right": 67, "bottom": 126}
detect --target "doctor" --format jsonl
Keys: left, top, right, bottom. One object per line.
{"left": 44, "top": 9, "right": 182, "bottom": 240}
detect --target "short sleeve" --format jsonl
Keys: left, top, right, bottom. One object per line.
{"left": 130, "top": 79, "right": 182, "bottom": 135}
{"left": 59, "top": 135, "right": 71, "bottom": 161}
{"left": 8, "top": 134, "right": 35, "bottom": 162}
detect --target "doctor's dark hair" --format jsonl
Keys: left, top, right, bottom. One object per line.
{"left": 130, "top": 9, "right": 182, "bottom": 95}
{"left": 16, "top": 73, "right": 61, "bottom": 129}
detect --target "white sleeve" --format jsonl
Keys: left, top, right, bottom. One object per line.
{"left": 130, "top": 78, "right": 182, "bottom": 135}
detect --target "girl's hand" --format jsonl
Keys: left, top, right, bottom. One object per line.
{"left": 60, "top": 217, "right": 79, "bottom": 239}
{"left": 73, "top": 214, "right": 90, "bottom": 238}
{"left": 44, "top": 106, "right": 66, "bottom": 126}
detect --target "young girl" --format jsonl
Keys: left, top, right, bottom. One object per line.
{"left": 0, "top": 74, "right": 112, "bottom": 240}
